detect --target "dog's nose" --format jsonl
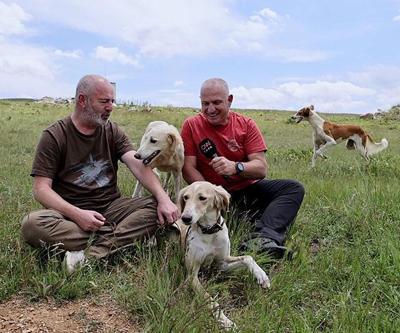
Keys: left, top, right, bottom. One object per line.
{"left": 181, "top": 215, "right": 192, "bottom": 225}
{"left": 134, "top": 153, "right": 141, "bottom": 159}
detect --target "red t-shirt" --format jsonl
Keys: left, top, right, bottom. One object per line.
{"left": 181, "top": 111, "right": 267, "bottom": 191}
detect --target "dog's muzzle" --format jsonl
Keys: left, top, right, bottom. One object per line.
{"left": 292, "top": 116, "right": 303, "bottom": 123}
{"left": 141, "top": 150, "right": 161, "bottom": 165}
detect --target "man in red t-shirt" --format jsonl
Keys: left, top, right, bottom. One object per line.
{"left": 22, "top": 74, "right": 179, "bottom": 272}
{"left": 181, "top": 78, "right": 304, "bottom": 258}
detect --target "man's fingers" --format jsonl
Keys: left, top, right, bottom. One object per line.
{"left": 157, "top": 211, "right": 165, "bottom": 225}
{"left": 94, "top": 219, "right": 104, "bottom": 226}
{"left": 94, "top": 212, "right": 106, "bottom": 221}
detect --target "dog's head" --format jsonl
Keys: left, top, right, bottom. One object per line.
{"left": 178, "top": 181, "right": 230, "bottom": 225}
{"left": 291, "top": 105, "right": 314, "bottom": 123}
{"left": 134, "top": 121, "right": 180, "bottom": 166}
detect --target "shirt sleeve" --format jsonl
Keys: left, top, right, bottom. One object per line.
{"left": 112, "top": 123, "right": 134, "bottom": 159}
{"left": 245, "top": 119, "right": 267, "bottom": 154}
{"left": 181, "top": 118, "right": 197, "bottom": 156}
{"left": 31, "top": 130, "right": 61, "bottom": 179}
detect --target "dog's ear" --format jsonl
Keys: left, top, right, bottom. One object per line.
{"left": 167, "top": 133, "right": 176, "bottom": 145}
{"left": 177, "top": 187, "right": 187, "bottom": 212}
{"left": 310, "top": 105, "right": 314, "bottom": 110}
{"left": 213, "top": 185, "right": 231, "bottom": 212}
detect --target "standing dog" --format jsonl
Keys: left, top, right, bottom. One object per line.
{"left": 133, "top": 121, "right": 184, "bottom": 199}
{"left": 292, "top": 105, "right": 389, "bottom": 167}
{"left": 176, "top": 181, "right": 270, "bottom": 330}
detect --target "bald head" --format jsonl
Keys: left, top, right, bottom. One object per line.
{"left": 75, "top": 74, "right": 112, "bottom": 100}
{"left": 200, "top": 78, "right": 229, "bottom": 98}
{"left": 199, "top": 78, "right": 233, "bottom": 126}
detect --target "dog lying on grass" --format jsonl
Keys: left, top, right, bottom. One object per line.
{"left": 175, "top": 181, "right": 270, "bottom": 330}
{"left": 292, "top": 105, "right": 389, "bottom": 167}
{"left": 133, "top": 121, "right": 184, "bottom": 199}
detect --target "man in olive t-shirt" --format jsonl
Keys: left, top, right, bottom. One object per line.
{"left": 22, "top": 74, "right": 179, "bottom": 272}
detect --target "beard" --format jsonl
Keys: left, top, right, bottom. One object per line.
{"left": 82, "top": 102, "right": 109, "bottom": 126}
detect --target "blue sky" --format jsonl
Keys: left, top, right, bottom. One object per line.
{"left": 0, "top": 0, "right": 399, "bottom": 113}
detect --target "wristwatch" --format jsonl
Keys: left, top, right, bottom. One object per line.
{"left": 235, "top": 162, "right": 245, "bottom": 175}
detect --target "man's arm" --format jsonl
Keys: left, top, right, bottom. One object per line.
{"left": 33, "top": 176, "right": 105, "bottom": 231}
{"left": 209, "top": 152, "right": 267, "bottom": 179}
{"left": 182, "top": 156, "right": 205, "bottom": 184}
{"left": 121, "top": 150, "right": 179, "bottom": 225}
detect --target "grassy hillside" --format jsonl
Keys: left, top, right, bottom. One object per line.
{"left": 1, "top": 101, "right": 399, "bottom": 332}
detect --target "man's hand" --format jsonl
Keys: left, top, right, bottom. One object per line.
{"left": 209, "top": 156, "right": 236, "bottom": 176}
{"left": 73, "top": 209, "right": 106, "bottom": 232}
{"left": 156, "top": 198, "right": 180, "bottom": 226}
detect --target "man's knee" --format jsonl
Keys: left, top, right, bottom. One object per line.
{"left": 21, "top": 209, "right": 61, "bottom": 247}
{"left": 290, "top": 180, "right": 305, "bottom": 201}
{"left": 22, "top": 210, "right": 44, "bottom": 246}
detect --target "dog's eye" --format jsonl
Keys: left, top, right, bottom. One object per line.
{"left": 183, "top": 195, "right": 189, "bottom": 201}
{"left": 150, "top": 137, "right": 157, "bottom": 144}
{"left": 198, "top": 195, "right": 207, "bottom": 201}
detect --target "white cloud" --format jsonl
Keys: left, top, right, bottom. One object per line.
{"left": 231, "top": 80, "right": 376, "bottom": 113}
{"left": 259, "top": 8, "right": 279, "bottom": 20}
{"left": 0, "top": 42, "right": 55, "bottom": 79}
{"left": 12, "top": 1, "right": 320, "bottom": 60}
{"left": 0, "top": 2, "right": 31, "bottom": 36}
{"left": 393, "top": 15, "right": 400, "bottom": 21}
{"left": 0, "top": 41, "right": 74, "bottom": 98}
{"left": 348, "top": 65, "right": 400, "bottom": 88}
{"left": 174, "top": 80, "right": 184, "bottom": 87}
{"left": 54, "top": 49, "right": 82, "bottom": 59}
{"left": 94, "top": 46, "right": 139, "bottom": 66}
{"left": 274, "top": 48, "right": 330, "bottom": 63}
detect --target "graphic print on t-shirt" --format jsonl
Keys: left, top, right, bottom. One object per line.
{"left": 72, "top": 154, "right": 112, "bottom": 188}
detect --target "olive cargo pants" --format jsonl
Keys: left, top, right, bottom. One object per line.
{"left": 21, "top": 196, "right": 159, "bottom": 258}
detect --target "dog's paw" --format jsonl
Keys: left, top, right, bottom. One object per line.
{"left": 315, "top": 149, "right": 323, "bottom": 156}
{"left": 255, "top": 269, "right": 271, "bottom": 289}
{"left": 219, "top": 315, "right": 236, "bottom": 331}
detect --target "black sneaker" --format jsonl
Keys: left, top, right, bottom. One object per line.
{"left": 239, "top": 237, "right": 288, "bottom": 259}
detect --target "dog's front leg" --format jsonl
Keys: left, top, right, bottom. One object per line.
{"left": 132, "top": 181, "right": 143, "bottom": 198}
{"left": 312, "top": 139, "right": 319, "bottom": 167}
{"left": 315, "top": 136, "right": 336, "bottom": 156}
{"left": 173, "top": 171, "right": 181, "bottom": 201}
{"left": 220, "top": 256, "right": 270, "bottom": 289}
{"left": 162, "top": 171, "right": 170, "bottom": 188}
{"left": 186, "top": 258, "right": 236, "bottom": 330}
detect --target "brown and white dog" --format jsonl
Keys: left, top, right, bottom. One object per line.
{"left": 133, "top": 121, "right": 184, "bottom": 199}
{"left": 176, "top": 181, "right": 270, "bottom": 330}
{"left": 292, "top": 105, "right": 389, "bottom": 167}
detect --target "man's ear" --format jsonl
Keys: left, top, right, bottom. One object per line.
{"left": 228, "top": 94, "right": 233, "bottom": 107}
{"left": 77, "top": 93, "right": 86, "bottom": 107}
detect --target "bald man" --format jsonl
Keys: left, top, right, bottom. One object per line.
{"left": 181, "top": 78, "right": 305, "bottom": 258}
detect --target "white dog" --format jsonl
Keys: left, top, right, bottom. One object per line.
{"left": 292, "top": 105, "right": 389, "bottom": 167}
{"left": 133, "top": 121, "right": 184, "bottom": 199}
{"left": 176, "top": 181, "right": 270, "bottom": 330}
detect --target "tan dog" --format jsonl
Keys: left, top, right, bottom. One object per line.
{"left": 292, "top": 105, "right": 388, "bottom": 167}
{"left": 133, "top": 121, "right": 184, "bottom": 199}
{"left": 176, "top": 181, "right": 270, "bottom": 330}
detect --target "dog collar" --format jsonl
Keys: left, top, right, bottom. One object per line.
{"left": 197, "top": 216, "right": 224, "bottom": 235}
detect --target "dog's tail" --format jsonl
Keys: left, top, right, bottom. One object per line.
{"left": 365, "top": 135, "right": 389, "bottom": 157}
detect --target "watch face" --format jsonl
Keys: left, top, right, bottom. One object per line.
{"left": 236, "top": 162, "right": 244, "bottom": 173}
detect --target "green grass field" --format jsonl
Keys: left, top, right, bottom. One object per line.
{"left": 1, "top": 101, "right": 399, "bottom": 332}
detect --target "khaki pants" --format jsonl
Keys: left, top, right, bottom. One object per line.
{"left": 21, "top": 196, "right": 159, "bottom": 258}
